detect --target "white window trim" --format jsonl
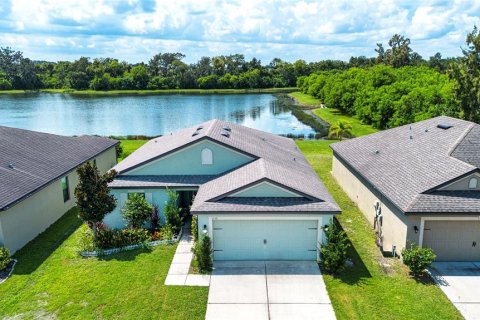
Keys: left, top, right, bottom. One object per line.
{"left": 418, "top": 216, "right": 480, "bottom": 247}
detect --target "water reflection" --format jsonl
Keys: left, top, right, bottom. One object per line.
{"left": 0, "top": 93, "right": 316, "bottom": 136}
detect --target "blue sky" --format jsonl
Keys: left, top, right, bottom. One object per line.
{"left": 0, "top": 0, "right": 479, "bottom": 63}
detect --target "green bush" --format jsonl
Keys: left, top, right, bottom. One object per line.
{"left": 195, "top": 234, "right": 212, "bottom": 273}
{"left": 93, "top": 223, "right": 152, "bottom": 250}
{"left": 161, "top": 225, "right": 174, "bottom": 240}
{"left": 0, "top": 246, "right": 10, "bottom": 270}
{"left": 191, "top": 215, "right": 198, "bottom": 243}
{"left": 164, "top": 189, "right": 182, "bottom": 234}
{"left": 122, "top": 193, "right": 154, "bottom": 229}
{"left": 401, "top": 242, "right": 436, "bottom": 276}
{"left": 321, "top": 219, "right": 350, "bottom": 274}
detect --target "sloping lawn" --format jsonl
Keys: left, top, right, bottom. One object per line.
{"left": 289, "top": 92, "right": 378, "bottom": 137}
{"left": 0, "top": 208, "right": 208, "bottom": 319}
{"left": 297, "top": 140, "right": 462, "bottom": 320}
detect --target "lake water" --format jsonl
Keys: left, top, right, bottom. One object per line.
{"left": 0, "top": 93, "right": 315, "bottom": 137}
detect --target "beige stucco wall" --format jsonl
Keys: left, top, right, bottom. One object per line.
{"left": 0, "top": 146, "right": 117, "bottom": 254}
{"left": 332, "top": 154, "right": 421, "bottom": 255}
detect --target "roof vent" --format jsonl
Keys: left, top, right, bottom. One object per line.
{"left": 374, "top": 150, "right": 380, "bottom": 154}
{"left": 197, "top": 126, "right": 203, "bottom": 130}
{"left": 222, "top": 126, "right": 231, "bottom": 132}
{"left": 410, "top": 135, "right": 413, "bottom": 140}
{"left": 437, "top": 123, "right": 453, "bottom": 130}
{"left": 192, "top": 131, "right": 199, "bottom": 137}
{"left": 220, "top": 132, "right": 230, "bottom": 138}
{"left": 8, "top": 163, "right": 14, "bottom": 169}
{"left": 425, "top": 128, "right": 428, "bottom": 132}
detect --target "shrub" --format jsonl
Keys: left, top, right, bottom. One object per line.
{"left": 195, "top": 234, "right": 212, "bottom": 273}
{"left": 321, "top": 219, "right": 350, "bottom": 274}
{"left": 150, "top": 205, "right": 160, "bottom": 232}
{"left": 164, "top": 188, "right": 182, "bottom": 234}
{"left": 78, "top": 227, "right": 95, "bottom": 252}
{"left": 93, "top": 223, "right": 152, "bottom": 250}
{"left": 191, "top": 215, "right": 198, "bottom": 243}
{"left": 115, "top": 144, "right": 123, "bottom": 159}
{"left": 161, "top": 225, "right": 174, "bottom": 240}
{"left": 402, "top": 242, "right": 436, "bottom": 276}
{"left": 0, "top": 246, "right": 10, "bottom": 271}
{"left": 122, "top": 193, "right": 154, "bottom": 229}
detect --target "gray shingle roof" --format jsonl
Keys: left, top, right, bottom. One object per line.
{"left": 0, "top": 126, "right": 118, "bottom": 211}
{"left": 109, "top": 175, "right": 216, "bottom": 188}
{"left": 113, "top": 119, "right": 339, "bottom": 214}
{"left": 331, "top": 116, "right": 479, "bottom": 214}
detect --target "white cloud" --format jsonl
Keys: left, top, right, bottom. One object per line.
{"left": 1, "top": 0, "right": 479, "bottom": 62}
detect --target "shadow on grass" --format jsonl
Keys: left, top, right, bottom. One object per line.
{"left": 97, "top": 247, "right": 153, "bottom": 262}
{"left": 13, "top": 207, "right": 82, "bottom": 274}
{"left": 321, "top": 221, "right": 372, "bottom": 285}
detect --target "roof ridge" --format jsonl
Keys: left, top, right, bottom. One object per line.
{"left": 448, "top": 123, "right": 474, "bottom": 158}
{"left": 204, "top": 119, "right": 218, "bottom": 137}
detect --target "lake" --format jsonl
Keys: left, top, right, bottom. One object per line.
{"left": 0, "top": 93, "right": 316, "bottom": 137}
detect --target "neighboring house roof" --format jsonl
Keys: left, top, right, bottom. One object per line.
{"left": 331, "top": 116, "right": 480, "bottom": 214}
{"left": 109, "top": 175, "right": 217, "bottom": 188}
{"left": 113, "top": 119, "right": 340, "bottom": 214}
{"left": 0, "top": 126, "right": 118, "bottom": 211}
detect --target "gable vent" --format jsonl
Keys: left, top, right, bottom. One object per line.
{"left": 437, "top": 123, "right": 453, "bottom": 130}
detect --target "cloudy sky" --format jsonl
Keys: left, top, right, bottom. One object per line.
{"left": 0, "top": 0, "right": 479, "bottom": 63}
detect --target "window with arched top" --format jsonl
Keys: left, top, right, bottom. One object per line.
{"left": 469, "top": 178, "right": 478, "bottom": 189}
{"left": 201, "top": 148, "right": 213, "bottom": 165}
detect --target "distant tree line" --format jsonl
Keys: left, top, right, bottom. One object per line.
{"left": 299, "top": 31, "right": 480, "bottom": 125}
{"left": 0, "top": 33, "right": 457, "bottom": 92}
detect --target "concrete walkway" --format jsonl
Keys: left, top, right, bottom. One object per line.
{"left": 206, "top": 261, "right": 336, "bottom": 320}
{"left": 430, "top": 262, "right": 480, "bottom": 320}
{"left": 164, "top": 223, "right": 210, "bottom": 286}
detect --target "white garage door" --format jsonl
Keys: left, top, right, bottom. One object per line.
{"left": 212, "top": 220, "right": 318, "bottom": 261}
{"left": 423, "top": 220, "right": 480, "bottom": 261}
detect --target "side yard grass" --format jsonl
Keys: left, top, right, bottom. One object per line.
{"left": 0, "top": 208, "right": 208, "bottom": 319}
{"left": 297, "top": 140, "right": 462, "bottom": 320}
{"left": 289, "top": 92, "right": 379, "bottom": 137}
{"left": 118, "top": 139, "right": 148, "bottom": 161}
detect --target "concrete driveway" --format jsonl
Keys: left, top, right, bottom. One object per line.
{"left": 430, "top": 262, "right": 480, "bottom": 320}
{"left": 205, "top": 261, "right": 336, "bottom": 320}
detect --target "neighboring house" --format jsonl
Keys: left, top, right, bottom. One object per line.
{"left": 107, "top": 119, "right": 340, "bottom": 261}
{"left": 0, "top": 126, "right": 118, "bottom": 254}
{"left": 331, "top": 116, "right": 480, "bottom": 261}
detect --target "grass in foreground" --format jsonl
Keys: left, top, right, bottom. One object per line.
{"left": 0, "top": 87, "right": 297, "bottom": 95}
{"left": 296, "top": 140, "right": 461, "bottom": 320}
{"left": 289, "top": 92, "right": 378, "bottom": 137}
{"left": 0, "top": 208, "right": 208, "bottom": 319}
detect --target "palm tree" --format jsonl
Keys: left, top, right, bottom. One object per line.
{"left": 328, "top": 121, "right": 353, "bottom": 140}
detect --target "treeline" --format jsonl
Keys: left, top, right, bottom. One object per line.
{"left": 298, "top": 65, "right": 458, "bottom": 129}
{"left": 0, "top": 34, "right": 456, "bottom": 91}
{"left": 299, "top": 30, "right": 480, "bottom": 125}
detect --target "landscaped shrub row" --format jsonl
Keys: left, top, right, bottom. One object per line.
{"left": 0, "top": 246, "right": 10, "bottom": 271}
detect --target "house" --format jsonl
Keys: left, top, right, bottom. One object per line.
{"left": 106, "top": 119, "right": 340, "bottom": 261}
{"left": 331, "top": 116, "right": 480, "bottom": 261}
{"left": 0, "top": 126, "right": 118, "bottom": 254}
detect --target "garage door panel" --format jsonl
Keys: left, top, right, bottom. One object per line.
{"left": 212, "top": 220, "right": 318, "bottom": 261}
{"left": 423, "top": 221, "right": 480, "bottom": 262}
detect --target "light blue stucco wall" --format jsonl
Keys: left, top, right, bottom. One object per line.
{"left": 230, "top": 182, "right": 302, "bottom": 197}
{"left": 124, "top": 140, "right": 253, "bottom": 175}
{"left": 104, "top": 188, "right": 171, "bottom": 229}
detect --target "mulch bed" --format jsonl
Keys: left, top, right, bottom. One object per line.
{"left": 0, "top": 259, "right": 17, "bottom": 284}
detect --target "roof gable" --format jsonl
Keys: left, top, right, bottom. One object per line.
{"left": 227, "top": 181, "right": 304, "bottom": 198}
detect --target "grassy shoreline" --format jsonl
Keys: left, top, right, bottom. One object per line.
{"left": 0, "top": 87, "right": 297, "bottom": 95}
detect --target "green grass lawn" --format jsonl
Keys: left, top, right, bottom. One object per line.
{"left": 296, "top": 140, "right": 461, "bottom": 320}
{"left": 0, "top": 208, "right": 208, "bottom": 319}
{"left": 289, "top": 92, "right": 378, "bottom": 137}
{"left": 118, "top": 139, "right": 148, "bottom": 161}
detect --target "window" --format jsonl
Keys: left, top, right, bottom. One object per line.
{"left": 128, "top": 192, "right": 145, "bottom": 200}
{"left": 61, "top": 176, "right": 70, "bottom": 202}
{"left": 469, "top": 178, "right": 478, "bottom": 189}
{"left": 201, "top": 148, "right": 213, "bottom": 165}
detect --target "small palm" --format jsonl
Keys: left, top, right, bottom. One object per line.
{"left": 329, "top": 121, "right": 352, "bottom": 140}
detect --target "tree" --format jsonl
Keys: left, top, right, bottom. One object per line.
{"left": 75, "top": 162, "right": 117, "bottom": 236}
{"left": 329, "top": 121, "right": 353, "bottom": 140}
{"left": 320, "top": 219, "right": 350, "bottom": 274}
{"left": 122, "top": 193, "right": 153, "bottom": 229}
{"left": 449, "top": 26, "right": 480, "bottom": 123}
{"left": 195, "top": 233, "right": 212, "bottom": 273}
{"left": 163, "top": 188, "right": 182, "bottom": 234}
